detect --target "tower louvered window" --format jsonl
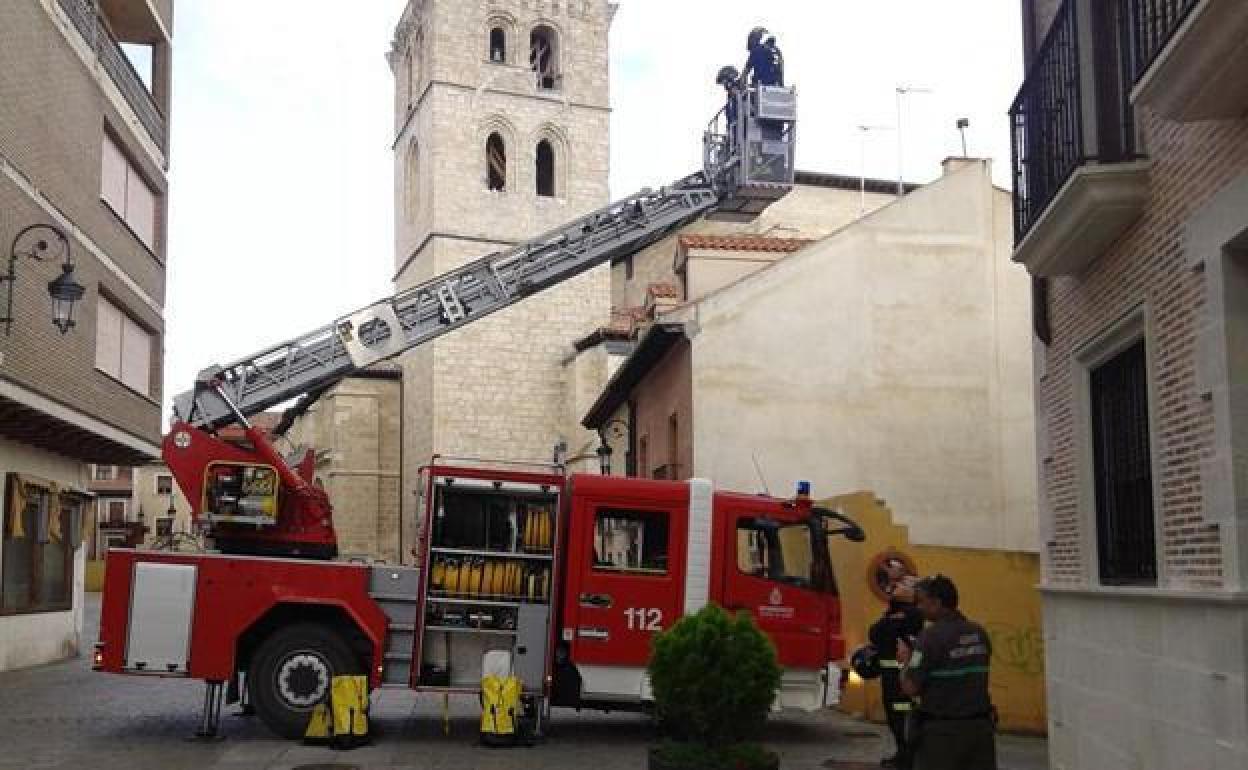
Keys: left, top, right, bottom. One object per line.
{"left": 486, "top": 133, "right": 506, "bottom": 191}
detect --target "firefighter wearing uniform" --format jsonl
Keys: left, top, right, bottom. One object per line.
{"left": 869, "top": 584, "right": 923, "bottom": 768}
{"left": 899, "top": 575, "right": 996, "bottom": 770}
{"left": 742, "top": 27, "right": 783, "bottom": 88}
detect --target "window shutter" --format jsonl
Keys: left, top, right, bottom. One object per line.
{"left": 125, "top": 172, "right": 157, "bottom": 249}
{"left": 120, "top": 316, "right": 151, "bottom": 395}
{"left": 100, "top": 135, "right": 127, "bottom": 214}
{"left": 95, "top": 298, "right": 122, "bottom": 376}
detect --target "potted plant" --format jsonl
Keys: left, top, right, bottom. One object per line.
{"left": 647, "top": 604, "right": 782, "bottom": 770}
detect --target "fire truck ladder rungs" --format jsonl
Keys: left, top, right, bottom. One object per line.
{"left": 174, "top": 173, "right": 724, "bottom": 429}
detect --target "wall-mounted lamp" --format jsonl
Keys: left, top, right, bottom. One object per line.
{"left": 4, "top": 224, "right": 85, "bottom": 335}
{"left": 595, "top": 418, "right": 629, "bottom": 476}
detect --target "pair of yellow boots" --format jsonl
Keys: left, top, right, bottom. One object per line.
{"left": 304, "top": 675, "right": 369, "bottom": 749}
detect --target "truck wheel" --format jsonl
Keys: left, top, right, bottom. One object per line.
{"left": 249, "top": 623, "right": 362, "bottom": 739}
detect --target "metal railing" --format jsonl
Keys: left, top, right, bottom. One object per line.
{"left": 651, "top": 464, "right": 683, "bottom": 481}
{"left": 57, "top": 0, "right": 166, "bottom": 152}
{"left": 1121, "top": 0, "right": 1202, "bottom": 83}
{"left": 1010, "top": 0, "right": 1083, "bottom": 241}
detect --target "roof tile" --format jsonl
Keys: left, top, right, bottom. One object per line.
{"left": 678, "top": 234, "right": 813, "bottom": 253}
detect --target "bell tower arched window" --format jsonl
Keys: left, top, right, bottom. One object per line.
{"left": 406, "top": 140, "right": 420, "bottom": 219}
{"left": 536, "top": 139, "right": 555, "bottom": 197}
{"left": 530, "top": 26, "right": 559, "bottom": 90}
{"left": 489, "top": 27, "right": 506, "bottom": 63}
{"left": 486, "top": 132, "right": 507, "bottom": 191}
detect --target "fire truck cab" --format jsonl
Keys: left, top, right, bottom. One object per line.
{"left": 95, "top": 458, "right": 860, "bottom": 738}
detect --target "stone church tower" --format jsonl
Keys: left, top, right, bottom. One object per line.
{"left": 387, "top": 1, "right": 613, "bottom": 538}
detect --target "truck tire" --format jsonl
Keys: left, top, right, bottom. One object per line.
{"left": 249, "top": 623, "right": 363, "bottom": 739}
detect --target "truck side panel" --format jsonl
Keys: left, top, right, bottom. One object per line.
{"left": 97, "top": 550, "right": 390, "bottom": 685}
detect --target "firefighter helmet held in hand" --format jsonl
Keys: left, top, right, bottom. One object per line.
{"left": 851, "top": 644, "right": 882, "bottom": 680}
{"left": 716, "top": 65, "right": 740, "bottom": 87}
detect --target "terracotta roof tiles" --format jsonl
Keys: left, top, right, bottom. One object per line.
{"left": 678, "top": 234, "right": 813, "bottom": 253}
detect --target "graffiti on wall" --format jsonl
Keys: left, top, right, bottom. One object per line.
{"left": 985, "top": 622, "right": 1044, "bottom": 677}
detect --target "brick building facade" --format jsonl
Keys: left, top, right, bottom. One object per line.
{"left": 0, "top": 0, "right": 173, "bottom": 670}
{"left": 1014, "top": 0, "right": 1248, "bottom": 765}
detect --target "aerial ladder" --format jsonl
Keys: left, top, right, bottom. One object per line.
{"left": 163, "top": 82, "right": 797, "bottom": 559}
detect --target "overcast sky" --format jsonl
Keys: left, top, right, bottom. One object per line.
{"left": 163, "top": 0, "right": 1023, "bottom": 424}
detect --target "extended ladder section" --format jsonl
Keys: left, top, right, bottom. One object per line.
{"left": 173, "top": 86, "right": 796, "bottom": 429}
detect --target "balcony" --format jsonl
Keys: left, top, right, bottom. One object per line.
{"left": 1126, "top": 0, "right": 1248, "bottom": 121}
{"left": 1010, "top": 0, "right": 1150, "bottom": 277}
{"left": 57, "top": 0, "right": 167, "bottom": 152}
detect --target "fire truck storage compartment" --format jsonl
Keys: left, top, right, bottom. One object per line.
{"left": 125, "top": 561, "right": 197, "bottom": 674}
{"left": 369, "top": 565, "right": 423, "bottom": 686}
{"left": 420, "top": 476, "right": 558, "bottom": 691}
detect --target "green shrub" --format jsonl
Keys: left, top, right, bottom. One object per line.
{"left": 647, "top": 603, "right": 782, "bottom": 748}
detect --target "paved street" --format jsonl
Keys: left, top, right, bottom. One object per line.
{"left": 0, "top": 595, "right": 1048, "bottom": 769}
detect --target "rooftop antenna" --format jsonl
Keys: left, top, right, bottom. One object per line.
{"left": 956, "top": 117, "right": 970, "bottom": 157}
{"left": 856, "top": 124, "right": 894, "bottom": 216}
{"left": 751, "top": 452, "right": 772, "bottom": 496}
{"left": 895, "top": 85, "right": 933, "bottom": 196}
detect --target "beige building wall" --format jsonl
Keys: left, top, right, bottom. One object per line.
{"left": 683, "top": 159, "right": 1037, "bottom": 552}
{"left": 0, "top": 438, "right": 88, "bottom": 670}
{"left": 389, "top": 1, "right": 615, "bottom": 562}
{"left": 278, "top": 373, "right": 403, "bottom": 564}
{"left": 612, "top": 181, "right": 896, "bottom": 310}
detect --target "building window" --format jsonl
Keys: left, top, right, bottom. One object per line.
{"left": 593, "top": 508, "right": 669, "bottom": 574}
{"left": 94, "top": 465, "right": 114, "bottom": 481}
{"left": 637, "top": 435, "right": 649, "bottom": 479}
{"left": 2, "top": 476, "right": 79, "bottom": 615}
{"left": 404, "top": 48, "right": 414, "bottom": 108}
{"left": 95, "top": 295, "right": 153, "bottom": 396}
{"left": 668, "top": 413, "right": 679, "bottom": 469}
{"left": 625, "top": 254, "right": 634, "bottom": 281}
{"left": 156, "top": 475, "right": 173, "bottom": 495}
{"left": 105, "top": 500, "right": 127, "bottom": 524}
{"left": 406, "top": 140, "right": 421, "bottom": 220}
{"left": 486, "top": 132, "right": 507, "bottom": 191}
{"left": 100, "top": 132, "right": 157, "bottom": 251}
{"left": 536, "top": 139, "right": 556, "bottom": 197}
{"left": 530, "top": 26, "right": 559, "bottom": 90}
{"left": 489, "top": 27, "right": 506, "bottom": 63}
{"left": 1090, "top": 338, "right": 1157, "bottom": 585}
{"left": 155, "top": 518, "right": 173, "bottom": 537}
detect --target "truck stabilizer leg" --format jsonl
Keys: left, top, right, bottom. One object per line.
{"left": 193, "top": 680, "right": 226, "bottom": 740}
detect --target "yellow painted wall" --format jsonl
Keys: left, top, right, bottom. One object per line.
{"left": 84, "top": 559, "right": 105, "bottom": 592}
{"left": 826, "top": 491, "right": 1046, "bottom": 734}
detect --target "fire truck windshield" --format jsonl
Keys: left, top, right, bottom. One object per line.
{"left": 738, "top": 519, "right": 824, "bottom": 590}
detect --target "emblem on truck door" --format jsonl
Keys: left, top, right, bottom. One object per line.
{"left": 173, "top": 430, "right": 191, "bottom": 449}
{"left": 769, "top": 588, "right": 783, "bottom": 606}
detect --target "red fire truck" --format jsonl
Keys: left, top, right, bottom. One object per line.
{"left": 94, "top": 80, "right": 864, "bottom": 738}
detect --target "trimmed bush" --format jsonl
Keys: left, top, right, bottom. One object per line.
{"left": 648, "top": 603, "right": 782, "bottom": 754}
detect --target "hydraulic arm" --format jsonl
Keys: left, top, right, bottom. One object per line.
{"left": 165, "top": 83, "right": 797, "bottom": 558}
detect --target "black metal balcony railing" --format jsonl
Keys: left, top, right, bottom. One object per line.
{"left": 1010, "top": 0, "right": 1084, "bottom": 241}
{"left": 651, "top": 464, "right": 683, "bottom": 481}
{"left": 1010, "top": 0, "right": 1143, "bottom": 242}
{"left": 1121, "top": 0, "right": 1202, "bottom": 83}
{"left": 57, "top": 0, "right": 166, "bottom": 152}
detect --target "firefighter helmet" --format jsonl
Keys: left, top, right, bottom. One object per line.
{"left": 850, "top": 644, "right": 882, "bottom": 680}
{"left": 716, "top": 65, "right": 740, "bottom": 87}
{"left": 748, "top": 27, "right": 769, "bottom": 49}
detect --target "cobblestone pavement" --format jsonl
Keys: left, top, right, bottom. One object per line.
{"left": 0, "top": 596, "right": 1049, "bottom": 769}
